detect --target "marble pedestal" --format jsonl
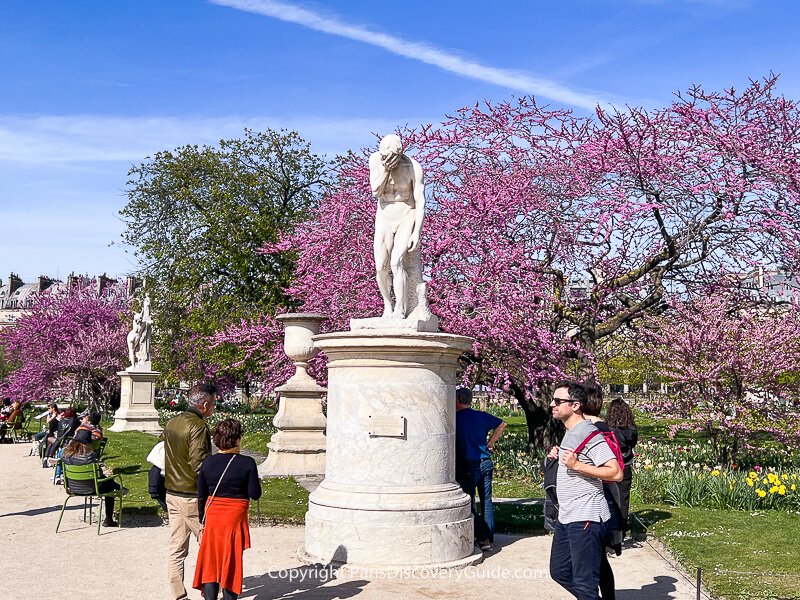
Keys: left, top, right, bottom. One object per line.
{"left": 302, "top": 330, "right": 481, "bottom": 569}
{"left": 110, "top": 369, "right": 162, "bottom": 434}
{"left": 259, "top": 383, "right": 327, "bottom": 477}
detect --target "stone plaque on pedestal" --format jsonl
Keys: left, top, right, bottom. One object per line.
{"left": 110, "top": 369, "right": 162, "bottom": 434}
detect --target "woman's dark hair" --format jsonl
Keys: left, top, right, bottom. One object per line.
{"left": 213, "top": 418, "right": 243, "bottom": 451}
{"left": 606, "top": 397, "right": 636, "bottom": 429}
{"left": 583, "top": 382, "right": 604, "bottom": 417}
{"left": 62, "top": 439, "right": 94, "bottom": 459}
{"left": 89, "top": 412, "right": 101, "bottom": 426}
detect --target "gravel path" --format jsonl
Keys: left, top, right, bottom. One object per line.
{"left": 1, "top": 442, "right": 700, "bottom": 599}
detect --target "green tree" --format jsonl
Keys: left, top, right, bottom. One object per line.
{"left": 120, "top": 128, "right": 329, "bottom": 382}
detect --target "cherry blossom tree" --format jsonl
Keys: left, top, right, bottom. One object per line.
{"left": 220, "top": 77, "right": 800, "bottom": 447}
{"left": 641, "top": 293, "right": 800, "bottom": 463}
{"left": 0, "top": 280, "right": 129, "bottom": 411}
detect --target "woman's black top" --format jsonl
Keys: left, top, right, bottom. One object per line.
{"left": 197, "top": 453, "right": 262, "bottom": 520}
{"left": 610, "top": 425, "right": 638, "bottom": 467}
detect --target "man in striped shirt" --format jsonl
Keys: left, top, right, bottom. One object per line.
{"left": 548, "top": 381, "right": 623, "bottom": 600}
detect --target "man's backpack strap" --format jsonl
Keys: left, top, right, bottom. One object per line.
{"left": 572, "top": 429, "right": 601, "bottom": 456}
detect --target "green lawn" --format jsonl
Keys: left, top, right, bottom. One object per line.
{"left": 100, "top": 429, "right": 309, "bottom": 522}
{"left": 634, "top": 504, "right": 800, "bottom": 600}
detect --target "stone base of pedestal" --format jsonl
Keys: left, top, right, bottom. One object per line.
{"left": 303, "top": 480, "right": 477, "bottom": 567}
{"left": 110, "top": 369, "right": 162, "bottom": 434}
{"left": 259, "top": 385, "right": 327, "bottom": 478}
{"left": 259, "top": 431, "right": 326, "bottom": 477}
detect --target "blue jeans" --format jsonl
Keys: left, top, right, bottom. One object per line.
{"left": 549, "top": 519, "right": 607, "bottom": 600}
{"left": 457, "top": 458, "right": 495, "bottom": 543}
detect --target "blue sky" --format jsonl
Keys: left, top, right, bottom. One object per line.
{"left": 2, "top": 0, "right": 798, "bottom": 282}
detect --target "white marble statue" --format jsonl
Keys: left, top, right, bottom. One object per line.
{"left": 127, "top": 294, "right": 152, "bottom": 369}
{"left": 369, "top": 134, "right": 433, "bottom": 323}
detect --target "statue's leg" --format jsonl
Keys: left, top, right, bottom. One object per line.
{"left": 374, "top": 219, "right": 394, "bottom": 318}
{"left": 390, "top": 217, "right": 416, "bottom": 319}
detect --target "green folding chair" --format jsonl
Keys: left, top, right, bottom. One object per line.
{"left": 56, "top": 462, "right": 124, "bottom": 535}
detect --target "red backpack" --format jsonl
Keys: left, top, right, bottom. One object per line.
{"left": 573, "top": 429, "right": 625, "bottom": 470}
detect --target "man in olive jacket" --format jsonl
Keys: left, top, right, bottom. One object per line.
{"left": 163, "top": 383, "right": 216, "bottom": 600}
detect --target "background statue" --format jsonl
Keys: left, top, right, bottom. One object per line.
{"left": 369, "top": 134, "right": 432, "bottom": 322}
{"left": 127, "top": 294, "right": 152, "bottom": 369}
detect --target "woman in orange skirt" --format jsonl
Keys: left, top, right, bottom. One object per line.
{"left": 193, "top": 418, "right": 262, "bottom": 600}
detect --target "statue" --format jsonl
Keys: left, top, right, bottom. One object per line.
{"left": 127, "top": 294, "right": 152, "bottom": 369}
{"left": 369, "top": 134, "right": 434, "bottom": 323}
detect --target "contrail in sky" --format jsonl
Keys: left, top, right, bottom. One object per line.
{"left": 210, "top": 0, "right": 609, "bottom": 110}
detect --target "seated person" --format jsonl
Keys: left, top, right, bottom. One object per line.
{"left": 60, "top": 429, "right": 124, "bottom": 527}
{"left": 0, "top": 398, "right": 12, "bottom": 418}
{"left": 0, "top": 401, "right": 24, "bottom": 443}
{"left": 45, "top": 408, "right": 80, "bottom": 460}
{"left": 34, "top": 403, "right": 60, "bottom": 444}
{"left": 75, "top": 411, "right": 104, "bottom": 443}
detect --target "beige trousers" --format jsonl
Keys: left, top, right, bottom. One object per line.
{"left": 166, "top": 493, "right": 203, "bottom": 600}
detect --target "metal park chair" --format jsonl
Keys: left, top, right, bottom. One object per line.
{"left": 56, "top": 462, "right": 124, "bottom": 535}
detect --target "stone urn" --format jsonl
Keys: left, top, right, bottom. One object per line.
{"left": 278, "top": 313, "right": 327, "bottom": 388}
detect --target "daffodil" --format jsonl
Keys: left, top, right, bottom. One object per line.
{"left": 756, "top": 489, "right": 767, "bottom": 498}
{"left": 711, "top": 469, "right": 720, "bottom": 477}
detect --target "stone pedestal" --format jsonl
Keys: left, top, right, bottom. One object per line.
{"left": 302, "top": 330, "right": 482, "bottom": 569}
{"left": 260, "top": 313, "right": 327, "bottom": 478}
{"left": 110, "top": 368, "right": 162, "bottom": 434}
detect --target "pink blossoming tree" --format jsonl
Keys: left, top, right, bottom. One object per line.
{"left": 217, "top": 77, "right": 800, "bottom": 447}
{"left": 0, "top": 280, "right": 129, "bottom": 411}
{"left": 641, "top": 293, "right": 800, "bottom": 463}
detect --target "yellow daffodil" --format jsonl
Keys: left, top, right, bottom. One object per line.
{"left": 792, "top": 484, "right": 797, "bottom": 491}
{"left": 747, "top": 479, "right": 754, "bottom": 487}
{"left": 779, "top": 486, "right": 786, "bottom": 496}
{"left": 757, "top": 489, "right": 767, "bottom": 498}
{"left": 711, "top": 469, "right": 721, "bottom": 477}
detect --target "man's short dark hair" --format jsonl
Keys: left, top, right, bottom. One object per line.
{"left": 553, "top": 380, "right": 589, "bottom": 414}
{"left": 89, "top": 412, "right": 102, "bottom": 426}
{"left": 456, "top": 387, "right": 473, "bottom": 405}
{"left": 188, "top": 383, "right": 218, "bottom": 409}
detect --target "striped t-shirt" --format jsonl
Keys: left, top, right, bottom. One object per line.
{"left": 557, "top": 419, "right": 615, "bottom": 524}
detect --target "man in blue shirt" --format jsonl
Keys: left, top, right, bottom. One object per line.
{"left": 455, "top": 387, "right": 507, "bottom": 551}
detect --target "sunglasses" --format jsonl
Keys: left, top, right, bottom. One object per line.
{"left": 551, "top": 397, "right": 576, "bottom": 405}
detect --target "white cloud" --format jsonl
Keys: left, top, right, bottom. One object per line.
{"left": 210, "top": 0, "right": 611, "bottom": 110}
{"left": 0, "top": 114, "right": 408, "bottom": 164}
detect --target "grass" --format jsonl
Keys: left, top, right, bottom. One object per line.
{"left": 633, "top": 504, "right": 800, "bottom": 600}
{"left": 98, "top": 427, "right": 309, "bottom": 523}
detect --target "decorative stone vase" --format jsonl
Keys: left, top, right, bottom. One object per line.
{"left": 279, "top": 313, "right": 326, "bottom": 387}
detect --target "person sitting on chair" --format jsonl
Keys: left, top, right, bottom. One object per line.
{"left": 0, "top": 401, "right": 23, "bottom": 443}
{"left": 75, "top": 411, "right": 104, "bottom": 442}
{"left": 60, "top": 428, "right": 123, "bottom": 527}
{"left": 45, "top": 408, "right": 80, "bottom": 460}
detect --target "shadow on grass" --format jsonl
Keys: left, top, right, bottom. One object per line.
{"left": 630, "top": 508, "right": 672, "bottom": 539}
{"left": 111, "top": 464, "right": 143, "bottom": 475}
{"left": 494, "top": 502, "right": 548, "bottom": 535}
